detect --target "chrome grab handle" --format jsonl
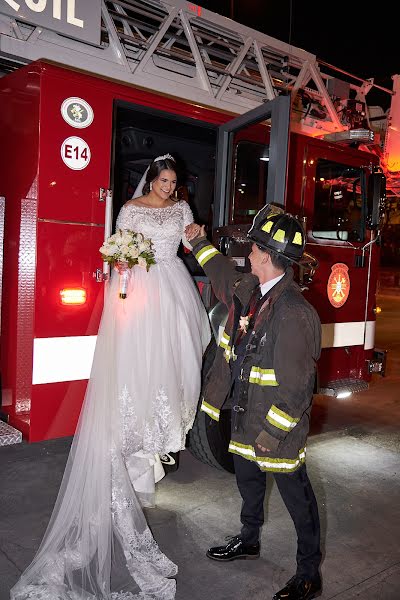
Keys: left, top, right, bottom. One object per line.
{"left": 93, "top": 268, "right": 109, "bottom": 282}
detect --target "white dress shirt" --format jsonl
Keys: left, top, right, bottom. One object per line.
{"left": 260, "top": 273, "right": 284, "bottom": 297}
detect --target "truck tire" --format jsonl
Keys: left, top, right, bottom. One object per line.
{"left": 187, "top": 339, "right": 234, "bottom": 474}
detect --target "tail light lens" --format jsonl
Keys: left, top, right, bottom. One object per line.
{"left": 60, "top": 288, "right": 87, "bottom": 305}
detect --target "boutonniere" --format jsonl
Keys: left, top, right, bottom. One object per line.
{"left": 239, "top": 313, "right": 252, "bottom": 334}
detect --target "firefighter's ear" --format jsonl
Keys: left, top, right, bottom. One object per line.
{"left": 262, "top": 251, "right": 270, "bottom": 264}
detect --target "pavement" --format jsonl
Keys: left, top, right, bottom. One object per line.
{"left": 1, "top": 292, "right": 400, "bottom": 600}
{"left": 378, "top": 267, "right": 400, "bottom": 296}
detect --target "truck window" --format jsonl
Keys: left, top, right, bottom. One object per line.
{"left": 231, "top": 140, "right": 269, "bottom": 224}
{"left": 312, "top": 159, "right": 364, "bottom": 242}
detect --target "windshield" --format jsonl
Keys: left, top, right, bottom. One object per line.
{"left": 312, "top": 158, "right": 365, "bottom": 242}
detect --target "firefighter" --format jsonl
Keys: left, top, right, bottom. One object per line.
{"left": 186, "top": 206, "right": 322, "bottom": 600}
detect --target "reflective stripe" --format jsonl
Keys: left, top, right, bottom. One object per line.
{"left": 249, "top": 367, "right": 278, "bottom": 386}
{"left": 229, "top": 441, "right": 306, "bottom": 472}
{"left": 195, "top": 244, "right": 220, "bottom": 267}
{"left": 219, "top": 331, "right": 230, "bottom": 350}
{"left": 272, "top": 228, "right": 285, "bottom": 243}
{"left": 33, "top": 336, "right": 97, "bottom": 384}
{"left": 219, "top": 330, "right": 234, "bottom": 362}
{"left": 365, "top": 320, "right": 375, "bottom": 350}
{"left": 321, "top": 320, "right": 376, "bottom": 349}
{"left": 266, "top": 404, "right": 299, "bottom": 432}
{"left": 293, "top": 231, "right": 303, "bottom": 245}
{"left": 261, "top": 220, "right": 273, "bottom": 233}
{"left": 201, "top": 400, "right": 220, "bottom": 422}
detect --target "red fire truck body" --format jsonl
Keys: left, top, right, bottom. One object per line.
{"left": 0, "top": 60, "right": 384, "bottom": 444}
{"left": 287, "top": 133, "right": 381, "bottom": 386}
{"left": 0, "top": 1, "right": 393, "bottom": 452}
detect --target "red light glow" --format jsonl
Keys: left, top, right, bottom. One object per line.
{"left": 187, "top": 3, "right": 202, "bottom": 16}
{"left": 60, "top": 288, "right": 87, "bottom": 305}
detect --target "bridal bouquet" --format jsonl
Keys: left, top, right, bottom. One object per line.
{"left": 99, "top": 229, "right": 156, "bottom": 298}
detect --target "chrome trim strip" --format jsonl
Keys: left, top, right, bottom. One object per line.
{"left": 38, "top": 218, "right": 103, "bottom": 227}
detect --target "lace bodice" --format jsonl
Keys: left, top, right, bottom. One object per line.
{"left": 116, "top": 201, "right": 193, "bottom": 264}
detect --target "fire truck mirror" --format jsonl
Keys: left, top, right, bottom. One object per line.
{"left": 367, "top": 171, "right": 386, "bottom": 230}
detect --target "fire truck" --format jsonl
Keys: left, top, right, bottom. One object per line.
{"left": 0, "top": 1, "right": 397, "bottom": 467}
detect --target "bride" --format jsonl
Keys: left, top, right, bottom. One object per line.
{"left": 11, "top": 154, "right": 211, "bottom": 600}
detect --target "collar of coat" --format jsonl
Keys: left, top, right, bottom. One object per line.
{"left": 234, "top": 267, "right": 295, "bottom": 309}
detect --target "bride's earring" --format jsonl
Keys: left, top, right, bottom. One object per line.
{"left": 150, "top": 181, "right": 153, "bottom": 191}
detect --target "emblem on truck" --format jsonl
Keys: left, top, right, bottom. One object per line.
{"left": 61, "top": 97, "right": 94, "bottom": 128}
{"left": 327, "top": 263, "right": 351, "bottom": 308}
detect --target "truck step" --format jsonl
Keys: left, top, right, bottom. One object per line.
{"left": 0, "top": 421, "right": 22, "bottom": 446}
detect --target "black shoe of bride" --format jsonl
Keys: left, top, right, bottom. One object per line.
{"left": 160, "top": 452, "right": 180, "bottom": 472}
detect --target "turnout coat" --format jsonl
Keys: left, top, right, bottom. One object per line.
{"left": 193, "top": 237, "right": 321, "bottom": 473}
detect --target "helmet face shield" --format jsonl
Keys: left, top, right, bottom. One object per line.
{"left": 247, "top": 205, "right": 306, "bottom": 262}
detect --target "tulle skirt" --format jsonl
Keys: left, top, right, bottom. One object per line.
{"left": 10, "top": 258, "right": 210, "bottom": 600}
{"left": 110, "top": 257, "right": 211, "bottom": 504}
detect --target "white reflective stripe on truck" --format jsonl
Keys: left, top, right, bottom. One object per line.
{"left": 321, "top": 321, "right": 375, "bottom": 350}
{"left": 32, "top": 336, "right": 97, "bottom": 384}
{"left": 31, "top": 322, "right": 375, "bottom": 385}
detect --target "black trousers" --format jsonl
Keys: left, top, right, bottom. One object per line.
{"left": 233, "top": 453, "right": 321, "bottom": 580}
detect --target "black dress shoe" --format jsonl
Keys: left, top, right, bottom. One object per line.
{"left": 206, "top": 536, "right": 260, "bottom": 561}
{"left": 272, "top": 575, "right": 322, "bottom": 600}
{"left": 160, "top": 452, "right": 179, "bottom": 473}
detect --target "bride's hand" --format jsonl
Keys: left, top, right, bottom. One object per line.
{"left": 115, "top": 260, "right": 129, "bottom": 274}
{"left": 185, "top": 223, "right": 206, "bottom": 241}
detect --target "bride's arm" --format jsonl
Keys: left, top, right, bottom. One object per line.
{"left": 181, "top": 200, "right": 195, "bottom": 250}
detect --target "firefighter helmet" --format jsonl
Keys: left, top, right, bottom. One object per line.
{"left": 247, "top": 204, "right": 306, "bottom": 262}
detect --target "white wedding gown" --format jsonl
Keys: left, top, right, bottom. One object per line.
{"left": 11, "top": 200, "right": 211, "bottom": 600}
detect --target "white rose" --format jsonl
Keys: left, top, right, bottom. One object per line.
{"left": 128, "top": 247, "right": 139, "bottom": 259}
{"left": 138, "top": 256, "right": 147, "bottom": 269}
{"left": 121, "top": 232, "right": 132, "bottom": 246}
{"left": 139, "top": 241, "right": 150, "bottom": 252}
{"left": 100, "top": 245, "right": 115, "bottom": 257}
{"left": 117, "top": 230, "right": 127, "bottom": 244}
{"left": 120, "top": 244, "right": 130, "bottom": 256}
{"left": 107, "top": 245, "right": 119, "bottom": 256}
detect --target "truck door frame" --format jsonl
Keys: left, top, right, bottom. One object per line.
{"left": 213, "top": 95, "right": 291, "bottom": 228}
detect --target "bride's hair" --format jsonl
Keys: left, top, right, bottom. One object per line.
{"left": 143, "top": 155, "right": 177, "bottom": 196}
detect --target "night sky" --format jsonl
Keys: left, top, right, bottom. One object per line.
{"left": 198, "top": 0, "right": 397, "bottom": 110}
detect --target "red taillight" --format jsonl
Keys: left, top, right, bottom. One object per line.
{"left": 60, "top": 288, "right": 87, "bottom": 305}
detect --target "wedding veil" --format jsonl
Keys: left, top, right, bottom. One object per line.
{"left": 132, "top": 167, "right": 148, "bottom": 198}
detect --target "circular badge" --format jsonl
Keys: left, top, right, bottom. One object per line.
{"left": 61, "top": 137, "right": 91, "bottom": 170}
{"left": 327, "top": 263, "right": 350, "bottom": 308}
{"left": 61, "top": 97, "right": 94, "bottom": 129}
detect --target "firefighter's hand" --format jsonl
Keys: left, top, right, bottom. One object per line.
{"left": 115, "top": 260, "right": 129, "bottom": 274}
{"left": 185, "top": 223, "right": 206, "bottom": 241}
{"left": 256, "top": 444, "right": 271, "bottom": 453}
